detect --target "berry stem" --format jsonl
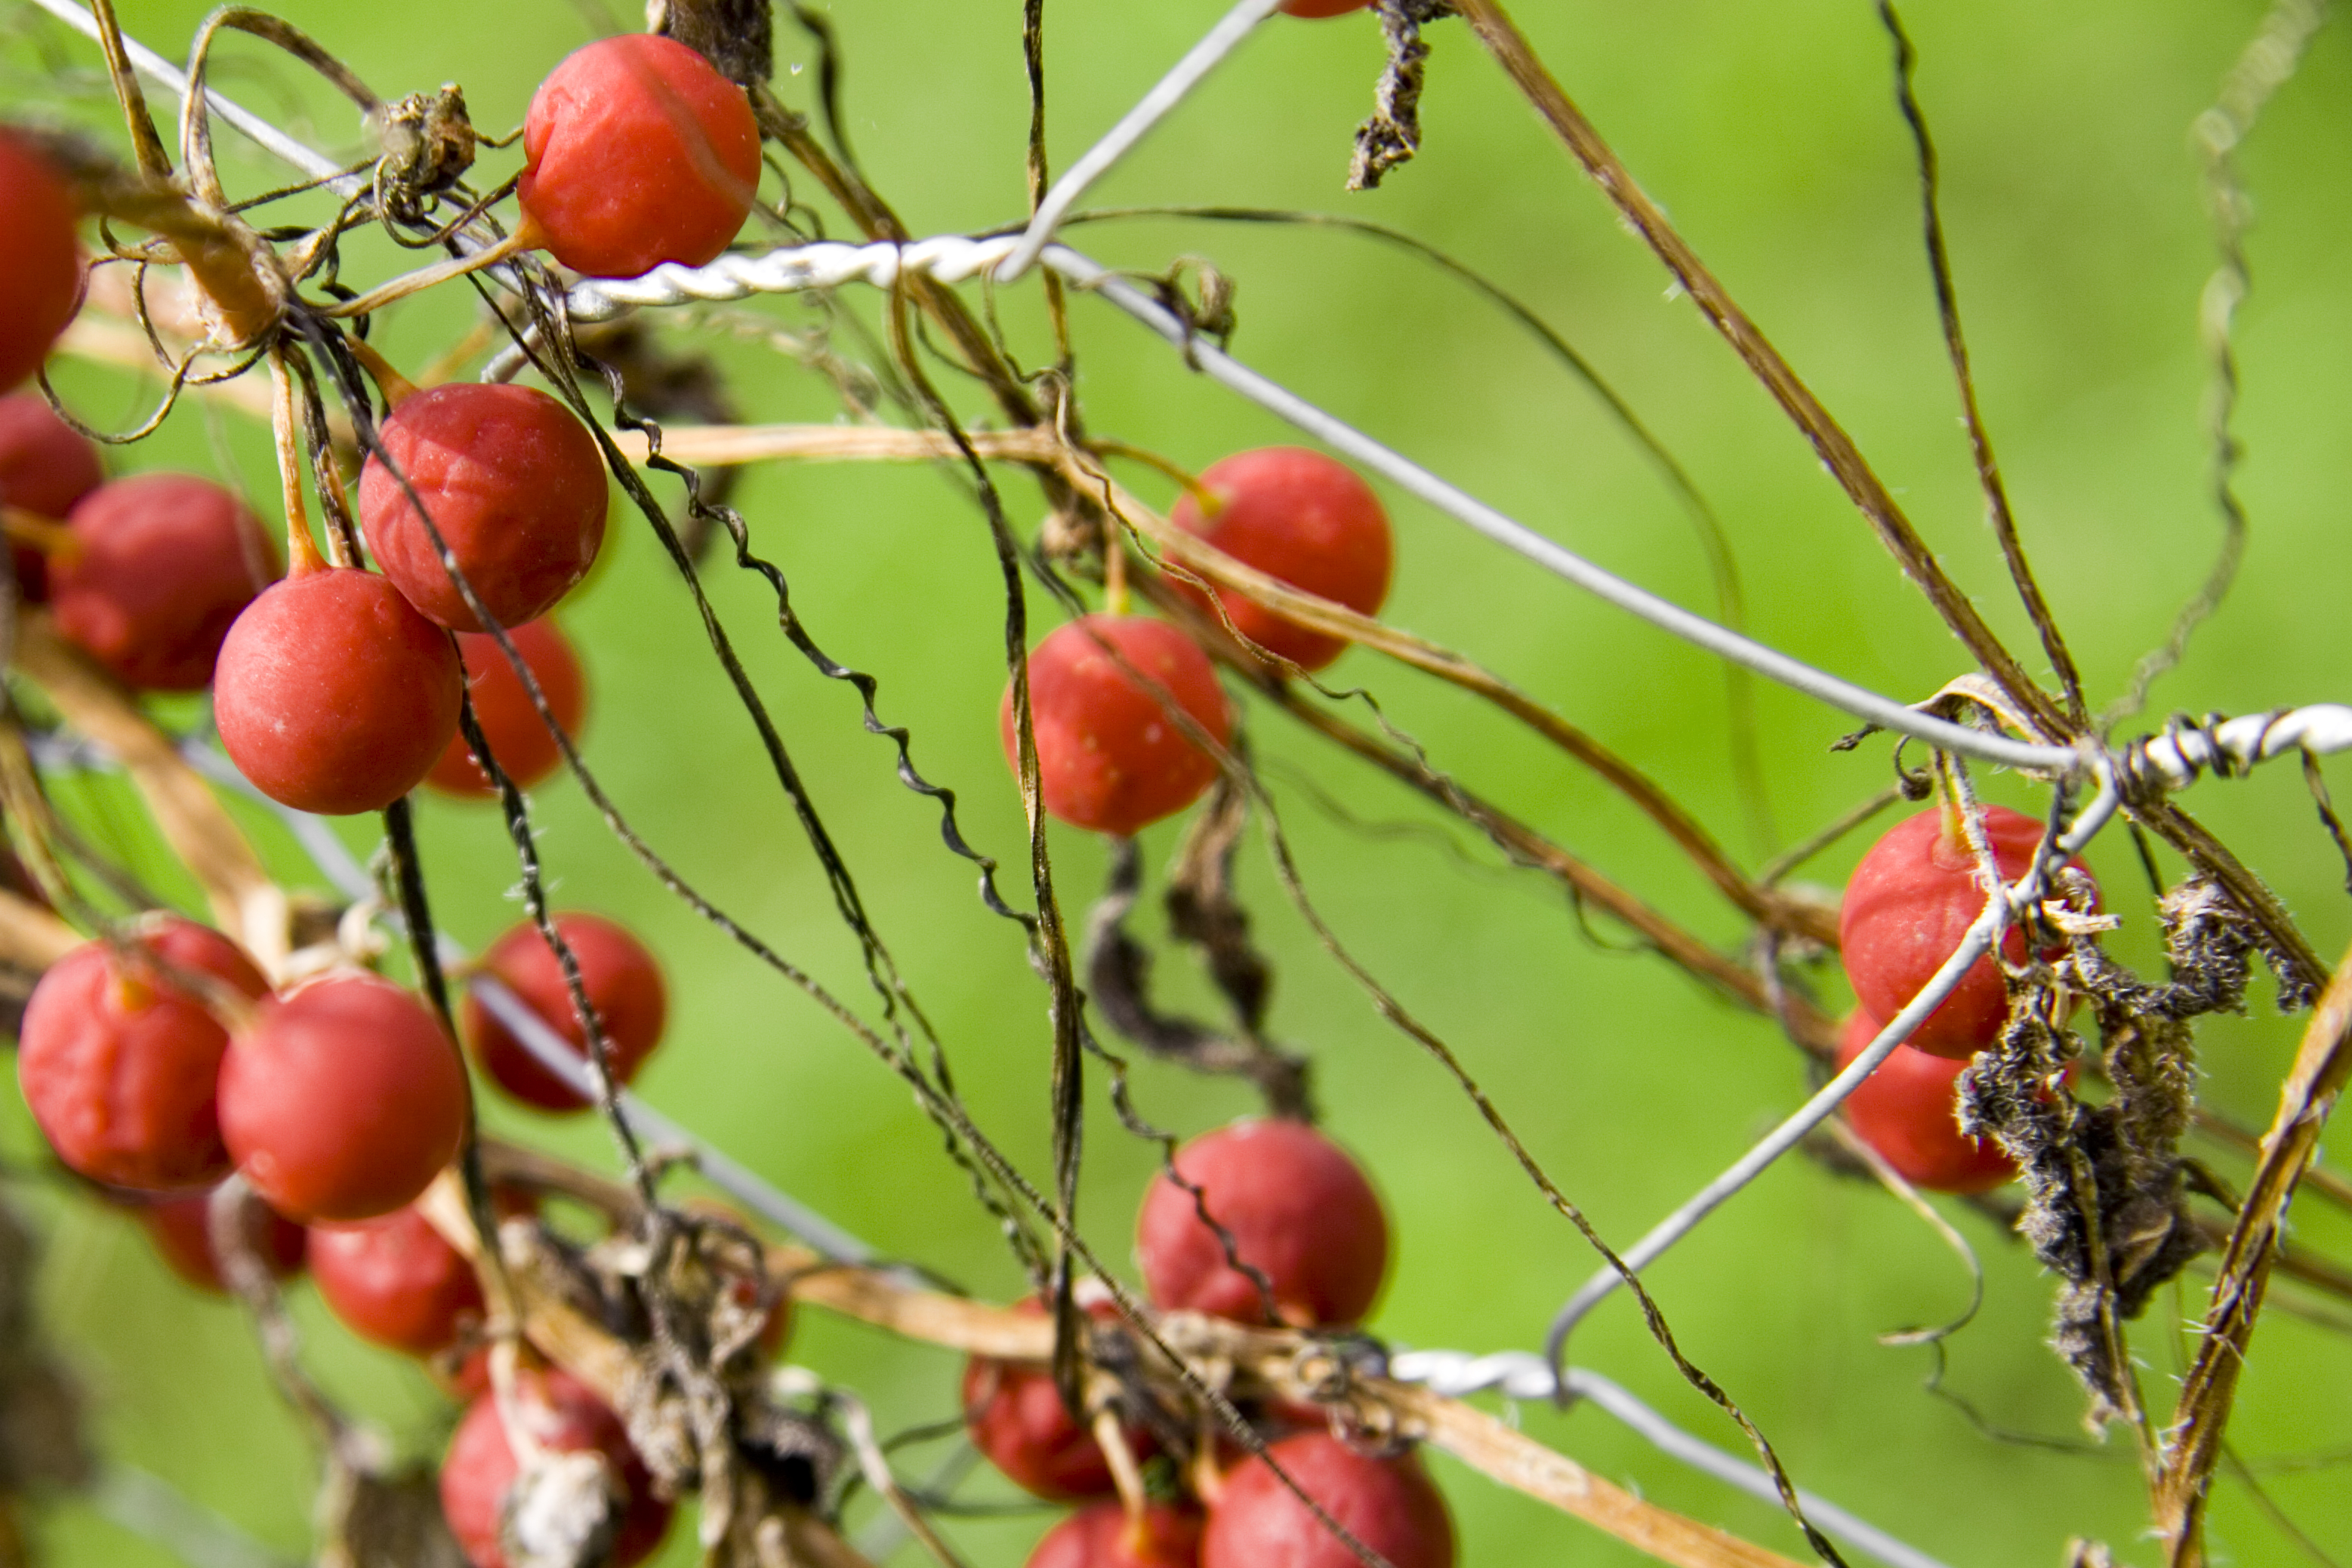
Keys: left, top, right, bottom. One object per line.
{"left": 1102, "top": 525, "right": 1130, "bottom": 616}
{"left": 1091, "top": 1406, "right": 1150, "bottom": 1523}
{"left": 0, "top": 508, "right": 79, "bottom": 563}
{"left": 345, "top": 336, "right": 419, "bottom": 410}
{"left": 267, "top": 349, "right": 329, "bottom": 576}
{"left": 319, "top": 226, "right": 537, "bottom": 320}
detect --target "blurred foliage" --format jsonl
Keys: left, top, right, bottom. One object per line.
{"left": 3, "top": 0, "right": 2350, "bottom": 1563}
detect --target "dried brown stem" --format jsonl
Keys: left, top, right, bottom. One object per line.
{"left": 1876, "top": 1, "right": 2087, "bottom": 724}
{"left": 1448, "top": 0, "right": 2068, "bottom": 743}
{"left": 1220, "top": 648, "right": 1842, "bottom": 1059}
{"left": 2156, "top": 937, "right": 2352, "bottom": 1563}
{"left": 0, "top": 889, "right": 81, "bottom": 970}
{"left": 13, "top": 615, "right": 288, "bottom": 972}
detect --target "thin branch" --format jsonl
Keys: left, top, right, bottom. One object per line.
{"left": 2107, "top": 0, "right": 2329, "bottom": 726}
{"left": 2153, "top": 934, "right": 2352, "bottom": 1563}
{"left": 1875, "top": 2, "right": 2087, "bottom": 724}
{"left": 1446, "top": 0, "right": 2069, "bottom": 744}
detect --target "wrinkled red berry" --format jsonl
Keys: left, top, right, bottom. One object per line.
{"left": 1833, "top": 1012, "right": 2018, "bottom": 1195}
{"left": 1030, "top": 1502, "right": 1204, "bottom": 1568}
{"left": 51, "top": 474, "right": 279, "bottom": 690}
{"left": 214, "top": 567, "right": 464, "bottom": 815}
{"left": 359, "top": 383, "right": 606, "bottom": 633}
{"left": 518, "top": 35, "right": 763, "bottom": 279}
{"left": 1138, "top": 1120, "right": 1387, "bottom": 1328}
{"left": 427, "top": 619, "right": 587, "bottom": 798}
{"left": 1839, "top": 805, "right": 2096, "bottom": 1058}
{"left": 217, "top": 972, "right": 469, "bottom": 1222}
{"left": 0, "top": 130, "right": 82, "bottom": 394}
{"left": 310, "top": 1203, "right": 486, "bottom": 1356}
{"left": 439, "top": 1369, "right": 674, "bottom": 1568}
{"left": 18, "top": 917, "right": 269, "bottom": 1191}
{"left": 1203, "top": 1433, "right": 1453, "bottom": 1568}
{"left": 0, "top": 390, "right": 102, "bottom": 601}
{"left": 1167, "top": 448, "right": 1392, "bottom": 672}
{"left": 139, "top": 1185, "right": 307, "bottom": 1293}
{"left": 461, "top": 913, "right": 667, "bottom": 1114}
{"left": 965, "top": 1298, "right": 1152, "bottom": 1501}
{"left": 1000, "top": 615, "right": 1231, "bottom": 836}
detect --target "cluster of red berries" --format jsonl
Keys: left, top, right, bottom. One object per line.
{"left": 1005, "top": 448, "right": 1392, "bottom": 837}
{"left": 965, "top": 1119, "right": 1454, "bottom": 1568}
{"left": 0, "top": 28, "right": 775, "bottom": 819}
{"left": 212, "top": 371, "right": 606, "bottom": 815}
{"left": 17, "top": 916, "right": 466, "bottom": 1221}
{"left": 1833, "top": 802, "right": 2096, "bottom": 1192}
{"left": 0, "top": 386, "right": 593, "bottom": 809}
{"left": 16, "top": 900, "right": 683, "bottom": 1568}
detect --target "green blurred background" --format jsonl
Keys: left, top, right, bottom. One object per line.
{"left": 5, "top": 0, "right": 2350, "bottom": 1562}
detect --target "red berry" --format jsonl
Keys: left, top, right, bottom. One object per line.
{"left": 0, "top": 390, "right": 102, "bottom": 601}
{"left": 217, "top": 972, "right": 469, "bottom": 1223}
{"left": 17, "top": 917, "right": 269, "bottom": 1191}
{"left": 1202, "top": 1434, "right": 1453, "bottom": 1568}
{"left": 1839, "top": 805, "right": 2097, "bottom": 1058}
{"left": 214, "top": 566, "right": 464, "bottom": 815}
{"left": 51, "top": 475, "right": 279, "bottom": 691}
{"left": 359, "top": 384, "right": 607, "bottom": 633}
{"left": 439, "top": 1369, "right": 674, "bottom": 1568}
{"left": 0, "top": 130, "right": 82, "bottom": 394}
{"left": 963, "top": 1298, "right": 1152, "bottom": 1501}
{"left": 310, "top": 1203, "right": 486, "bottom": 1356}
{"left": 461, "top": 913, "right": 667, "bottom": 1114}
{"left": 427, "top": 619, "right": 587, "bottom": 797}
{"left": 1833, "top": 1012, "right": 2018, "bottom": 1195}
{"left": 1279, "top": 0, "right": 1374, "bottom": 14}
{"left": 1167, "top": 448, "right": 1392, "bottom": 673}
{"left": 1137, "top": 1120, "right": 1387, "bottom": 1328}
{"left": 518, "top": 35, "right": 763, "bottom": 279}
{"left": 1000, "top": 615, "right": 1232, "bottom": 836}
{"left": 139, "top": 1186, "right": 307, "bottom": 1293}
{"left": 1030, "top": 1502, "right": 1203, "bottom": 1568}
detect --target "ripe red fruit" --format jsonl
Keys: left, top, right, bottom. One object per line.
{"left": 1000, "top": 615, "right": 1232, "bottom": 836}
{"left": 0, "top": 390, "right": 103, "bottom": 601}
{"left": 359, "top": 384, "right": 607, "bottom": 633}
{"left": 1030, "top": 1502, "right": 1204, "bottom": 1568}
{"left": 517, "top": 34, "right": 763, "bottom": 279}
{"left": 963, "top": 1298, "right": 1153, "bottom": 1501}
{"left": 1167, "top": 448, "right": 1392, "bottom": 673}
{"left": 427, "top": 619, "right": 587, "bottom": 797}
{"left": 310, "top": 1203, "right": 486, "bottom": 1356}
{"left": 1137, "top": 1120, "right": 1387, "bottom": 1328}
{"left": 17, "top": 917, "right": 269, "bottom": 1192}
{"left": 51, "top": 475, "right": 279, "bottom": 690}
{"left": 1202, "top": 1433, "right": 1453, "bottom": 1568}
{"left": 1833, "top": 1012, "right": 2018, "bottom": 1195}
{"left": 1279, "top": 0, "right": 1374, "bottom": 15}
{"left": 1839, "top": 804, "right": 2097, "bottom": 1058}
{"left": 217, "top": 972, "right": 469, "bottom": 1222}
{"left": 439, "top": 1369, "right": 674, "bottom": 1568}
{"left": 214, "top": 566, "right": 464, "bottom": 815}
{"left": 140, "top": 1187, "right": 307, "bottom": 1293}
{"left": 461, "top": 913, "right": 667, "bottom": 1114}
{"left": 0, "top": 130, "right": 82, "bottom": 394}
